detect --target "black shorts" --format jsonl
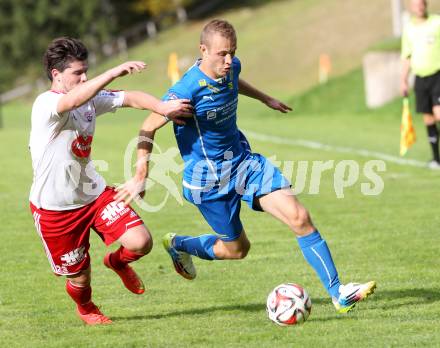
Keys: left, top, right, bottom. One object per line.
{"left": 414, "top": 70, "right": 440, "bottom": 114}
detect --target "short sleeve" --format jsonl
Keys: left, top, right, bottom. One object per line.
{"left": 33, "top": 91, "right": 66, "bottom": 121}
{"left": 162, "top": 80, "right": 192, "bottom": 101}
{"left": 49, "top": 92, "right": 65, "bottom": 118}
{"left": 93, "top": 90, "right": 125, "bottom": 117}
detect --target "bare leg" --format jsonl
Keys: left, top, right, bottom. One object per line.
{"left": 212, "top": 230, "right": 251, "bottom": 259}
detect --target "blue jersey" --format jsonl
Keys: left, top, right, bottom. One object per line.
{"left": 164, "top": 57, "right": 251, "bottom": 188}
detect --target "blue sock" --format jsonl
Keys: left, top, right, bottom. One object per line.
{"left": 297, "top": 231, "right": 340, "bottom": 298}
{"left": 173, "top": 234, "right": 218, "bottom": 260}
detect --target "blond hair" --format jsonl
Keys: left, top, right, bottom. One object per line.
{"left": 200, "top": 19, "right": 237, "bottom": 47}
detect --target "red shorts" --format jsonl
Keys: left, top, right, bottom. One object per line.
{"left": 30, "top": 187, "right": 144, "bottom": 276}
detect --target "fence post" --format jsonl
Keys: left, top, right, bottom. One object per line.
{"left": 102, "top": 42, "right": 113, "bottom": 57}
{"left": 146, "top": 21, "right": 157, "bottom": 38}
{"left": 177, "top": 7, "right": 187, "bottom": 23}
{"left": 391, "top": 0, "right": 403, "bottom": 37}
{"left": 117, "top": 36, "right": 128, "bottom": 59}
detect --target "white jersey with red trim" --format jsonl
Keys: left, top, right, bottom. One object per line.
{"left": 29, "top": 89, "right": 125, "bottom": 210}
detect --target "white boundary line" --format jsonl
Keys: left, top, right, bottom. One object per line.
{"left": 244, "top": 130, "right": 427, "bottom": 168}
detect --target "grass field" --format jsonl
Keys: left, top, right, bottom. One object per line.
{"left": 3, "top": 0, "right": 440, "bottom": 347}
{"left": 2, "top": 69, "right": 440, "bottom": 347}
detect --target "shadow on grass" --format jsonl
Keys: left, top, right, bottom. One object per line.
{"left": 372, "top": 287, "right": 440, "bottom": 308}
{"left": 113, "top": 300, "right": 357, "bottom": 324}
{"left": 113, "top": 288, "right": 440, "bottom": 323}
{"left": 112, "top": 302, "right": 264, "bottom": 321}
{"left": 113, "top": 298, "right": 349, "bottom": 323}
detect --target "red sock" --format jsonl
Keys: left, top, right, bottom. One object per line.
{"left": 109, "top": 246, "right": 144, "bottom": 270}
{"left": 66, "top": 280, "right": 95, "bottom": 315}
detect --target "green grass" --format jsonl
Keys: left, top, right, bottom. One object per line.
{"left": 3, "top": 0, "right": 440, "bottom": 347}
{"left": 368, "top": 37, "right": 401, "bottom": 52}
{"left": 2, "top": 66, "right": 440, "bottom": 347}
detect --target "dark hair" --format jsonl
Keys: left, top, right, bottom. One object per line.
{"left": 200, "top": 19, "right": 237, "bottom": 47}
{"left": 43, "top": 37, "right": 88, "bottom": 81}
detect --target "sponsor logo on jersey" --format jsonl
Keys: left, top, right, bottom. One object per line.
{"left": 207, "top": 110, "right": 217, "bottom": 120}
{"left": 203, "top": 95, "right": 214, "bottom": 102}
{"left": 60, "top": 246, "right": 86, "bottom": 266}
{"left": 84, "top": 111, "right": 93, "bottom": 122}
{"left": 71, "top": 135, "right": 93, "bottom": 158}
{"left": 207, "top": 83, "right": 220, "bottom": 93}
{"left": 198, "top": 79, "right": 207, "bottom": 87}
{"left": 100, "top": 90, "right": 119, "bottom": 97}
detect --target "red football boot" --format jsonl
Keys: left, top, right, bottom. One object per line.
{"left": 77, "top": 304, "right": 112, "bottom": 325}
{"left": 103, "top": 253, "right": 145, "bottom": 294}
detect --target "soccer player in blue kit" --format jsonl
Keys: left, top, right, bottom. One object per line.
{"left": 117, "top": 19, "right": 376, "bottom": 313}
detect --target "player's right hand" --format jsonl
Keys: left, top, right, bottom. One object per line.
{"left": 157, "top": 99, "right": 193, "bottom": 125}
{"left": 114, "top": 177, "right": 146, "bottom": 206}
{"left": 110, "top": 61, "right": 147, "bottom": 78}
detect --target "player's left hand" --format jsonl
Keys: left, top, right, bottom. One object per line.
{"left": 114, "top": 177, "right": 146, "bottom": 206}
{"left": 264, "top": 97, "right": 292, "bottom": 113}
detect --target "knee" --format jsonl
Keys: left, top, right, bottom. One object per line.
{"left": 134, "top": 235, "right": 153, "bottom": 255}
{"left": 238, "top": 242, "right": 251, "bottom": 259}
{"left": 287, "top": 206, "right": 311, "bottom": 231}
{"left": 232, "top": 240, "right": 251, "bottom": 259}
{"left": 67, "top": 269, "right": 91, "bottom": 287}
{"left": 216, "top": 239, "right": 251, "bottom": 260}
{"left": 124, "top": 227, "right": 153, "bottom": 255}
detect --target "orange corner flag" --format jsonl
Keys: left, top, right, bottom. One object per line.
{"left": 400, "top": 97, "right": 416, "bottom": 156}
{"left": 319, "top": 53, "right": 331, "bottom": 84}
{"left": 167, "top": 52, "right": 180, "bottom": 85}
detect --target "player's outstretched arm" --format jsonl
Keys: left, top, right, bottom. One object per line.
{"left": 114, "top": 112, "right": 168, "bottom": 205}
{"left": 57, "top": 61, "right": 146, "bottom": 114}
{"left": 123, "top": 91, "right": 193, "bottom": 121}
{"left": 238, "top": 78, "right": 292, "bottom": 113}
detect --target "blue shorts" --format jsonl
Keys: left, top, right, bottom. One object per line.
{"left": 183, "top": 153, "right": 291, "bottom": 241}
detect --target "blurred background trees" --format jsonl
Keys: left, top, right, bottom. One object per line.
{"left": 0, "top": 0, "right": 202, "bottom": 91}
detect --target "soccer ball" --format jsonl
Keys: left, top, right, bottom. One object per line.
{"left": 266, "top": 283, "right": 312, "bottom": 326}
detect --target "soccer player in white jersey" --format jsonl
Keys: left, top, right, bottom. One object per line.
{"left": 29, "top": 37, "right": 192, "bottom": 325}
{"left": 118, "top": 20, "right": 376, "bottom": 314}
